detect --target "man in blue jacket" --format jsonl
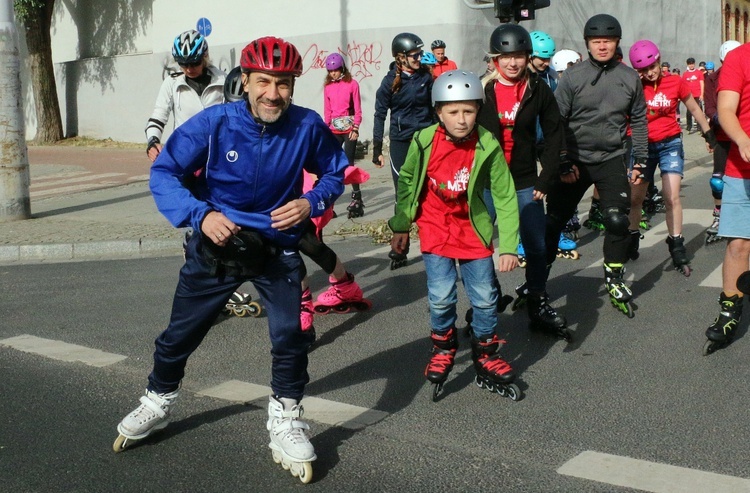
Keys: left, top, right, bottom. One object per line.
{"left": 114, "top": 36, "right": 346, "bottom": 483}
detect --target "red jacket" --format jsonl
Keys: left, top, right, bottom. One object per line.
{"left": 432, "top": 57, "right": 458, "bottom": 78}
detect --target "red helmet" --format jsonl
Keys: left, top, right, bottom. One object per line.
{"left": 240, "top": 36, "right": 303, "bottom": 76}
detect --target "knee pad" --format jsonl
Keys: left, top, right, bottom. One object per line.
{"left": 710, "top": 174, "right": 724, "bottom": 200}
{"left": 602, "top": 207, "right": 630, "bottom": 236}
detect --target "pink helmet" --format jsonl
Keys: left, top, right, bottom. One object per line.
{"left": 629, "top": 39, "right": 660, "bottom": 70}
{"left": 325, "top": 52, "right": 345, "bottom": 71}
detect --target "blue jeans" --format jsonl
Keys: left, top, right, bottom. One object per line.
{"left": 423, "top": 253, "right": 497, "bottom": 338}
{"left": 148, "top": 232, "right": 312, "bottom": 401}
{"left": 484, "top": 185, "right": 547, "bottom": 292}
{"left": 646, "top": 135, "right": 685, "bottom": 182}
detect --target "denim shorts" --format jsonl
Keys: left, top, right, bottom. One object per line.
{"left": 644, "top": 135, "right": 684, "bottom": 182}
{"left": 718, "top": 176, "right": 750, "bottom": 239}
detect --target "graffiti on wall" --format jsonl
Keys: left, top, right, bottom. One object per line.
{"left": 302, "top": 41, "right": 384, "bottom": 81}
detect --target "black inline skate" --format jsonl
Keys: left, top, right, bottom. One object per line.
{"left": 603, "top": 263, "right": 634, "bottom": 318}
{"left": 583, "top": 199, "right": 605, "bottom": 231}
{"left": 703, "top": 292, "right": 743, "bottom": 355}
{"left": 666, "top": 235, "right": 691, "bottom": 277}
{"left": 564, "top": 210, "right": 581, "bottom": 241}
{"left": 470, "top": 333, "right": 522, "bottom": 401}
{"left": 346, "top": 190, "right": 365, "bottom": 218}
{"left": 643, "top": 184, "right": 666, "bottom": 214}
{"left": 705, "top": 207, "right": 723, "bottom": 244}
{"left": 224, "top": 291, "right": 263, "bottom": 317}
{"left": 627, "top": 229, "right": 643, "bottom": 261}
{"left": 527, "top": 291, "right": 572, "bottom": 342}
{"left": 425, "top": 327, "right": 458, "bottom": 401}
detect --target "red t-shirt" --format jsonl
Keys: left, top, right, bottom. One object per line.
{"left": 415, "top": 127, "right": 490, "bottom": 259}
{"left": 642, "top": 75, "right": 691, "bottom": 142}
{"left": 682, "top": 68, "right": 704, "bottom": 98}
{"left": 718, "top": 43, "right": 750, "bottom": 178}
{"left": 493, "top": 80, "right": 526, "bottom": 165}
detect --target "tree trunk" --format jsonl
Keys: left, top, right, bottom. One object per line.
{"left": 23, "top": 1, "right": 63, "bottom": 143}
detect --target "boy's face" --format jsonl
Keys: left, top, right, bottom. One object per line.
{"left": 436, "top": 101, "right": 479, "bottom": 140}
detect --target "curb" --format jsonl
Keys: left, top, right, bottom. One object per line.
{"left": 0, "top": 239, "right": 183, "bottom": 264}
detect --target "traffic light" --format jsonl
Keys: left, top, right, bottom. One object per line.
{"left": 494, "top": 0, "right": 550, "bottom": 22}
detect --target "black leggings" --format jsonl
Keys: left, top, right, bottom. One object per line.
{"left": 298, "top": 220, "right": 337, "bottom": 278}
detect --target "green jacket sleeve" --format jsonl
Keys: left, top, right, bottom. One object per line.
{"left": 489, "top": 146, "right": 519, "bottom": 256}
{"left": 388, "top": 135, "right": 424, "bottom": 233}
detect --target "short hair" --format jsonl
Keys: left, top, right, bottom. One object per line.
{"left": 686, "top": 57, "right": 695, "bottom": 64}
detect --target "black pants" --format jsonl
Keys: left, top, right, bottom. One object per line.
{"left": 545, "top": 155, "right": 632, "bottom": 266}
{"left": 686, "top": 98, "right": 703, "bottom": 131}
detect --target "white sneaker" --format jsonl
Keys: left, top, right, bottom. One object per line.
{"left": 117, "top": 389, "right": 179, "bottom": 439}
{"left": 267, "top": 396, "right": 316, "bottom": 461}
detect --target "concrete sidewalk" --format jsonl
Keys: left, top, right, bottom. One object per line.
{"left": 0, "top": 130, "right": 714, "bottom": 263}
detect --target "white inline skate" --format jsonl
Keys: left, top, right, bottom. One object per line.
{"left": 113, "top": 389, "right": 179, "bottom": 452}
{"left": 267, "top": 395, "right": 316, "bottom": 483}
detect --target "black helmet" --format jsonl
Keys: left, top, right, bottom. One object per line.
{"left": 431, "top": 39, "right": 446, "bottom": 50}
{"left": 583, "top": 14, "right": 622, "bottom": 38}
{"left": 392, "top": 32, "right": 424, "bottom": 57}
{"left": 489, "top": 24, "right": 532, "bottom": 55}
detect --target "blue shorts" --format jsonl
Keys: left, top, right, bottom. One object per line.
{"left": 718, "top": 176, "right": 750, "bottom": 239}
{"left": 643, "top": 135, "right": 685, "bottom": 183}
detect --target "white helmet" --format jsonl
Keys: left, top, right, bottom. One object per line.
{"left": 720, "top": 40, "right": 741, "bottom": 62}
{"left": 552, "top": 49, "right": 581, "bottom": 72}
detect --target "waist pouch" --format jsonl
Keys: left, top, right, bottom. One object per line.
{"left": 201, "top": 230, "right": 279, "bottom": 277}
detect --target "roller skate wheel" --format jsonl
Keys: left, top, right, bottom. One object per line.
{"left": 569, "top": 250, "right": 580, "bottom": 260}
{"left": 313, "top": 305, "right": 332, "bottom": 315}
{"left": 505, "top": 383, "right": 522, "bottom": 401}
{"left": 702, "top": 339, "right": 715, "bottom": 356}
{"left": 248, "top": 302, "right": 263, "bottom": 317}
{"left": 474, "top": 375, "right": 484, "bottom": 388}
{"left": 432, "top": 382, "right": 444, "bottom": 402}
{"left": 561, "top": 329, "right": 573, "bottom": 343}
{"left": 495, "top": 384, "right": 506, "bottom": 396}
{"left": 333, "top": 304, "right": 351, "bottom": 314}
{"left": 291, "top": 461, "right": 314, "bottom": 483}
{"left": 232, "top": 307, "right": 248, "bottom": 317}
{"left": 113, "top": 434, "right": 131, "bottom": 453}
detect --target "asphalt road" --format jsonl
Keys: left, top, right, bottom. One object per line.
{"left": 1, "top": 164, "right": 749, "bottom": 493}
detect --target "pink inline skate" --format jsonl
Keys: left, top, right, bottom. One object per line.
{"left": 300, "top": 288, "right": 315, "bottom": 335}
{"left": 313, "top": 272, "right": 372, "bottom": 314}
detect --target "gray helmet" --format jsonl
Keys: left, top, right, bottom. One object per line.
{"left": 431, "top": 39, "right": 446, "bottom": 50}
{"left": 392, "top": 32, "right": 424, "bottom": 57}
{"left": 583, "top": 14, "right": 622, "bottom": 38}
{"left": 489, "top": 24, "right": 532, "bottom": 55}
{"left": 432, "top": 70, "right": 483, "bottom": 106}
{"left": 223, "top": 66, "right": 244, "bottom": 102}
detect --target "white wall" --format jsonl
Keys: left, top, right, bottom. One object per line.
{"left": 21, "top": 0, "right": 723, "bottom": 143}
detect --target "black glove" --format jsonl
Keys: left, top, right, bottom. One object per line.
{"left": 702, "top": 128, "right": 718, "bottom": 150}
{"left": 630, "top": 157, "right": 648, "bottom": 183}
{"left": 559, "top": 152, "right": 574, "bottom": 176}
{"left": 372, "top": 140, "right": 383, "bottom": 165}
{"left": 146, "top": 137, "right": 160, "bottom": 156}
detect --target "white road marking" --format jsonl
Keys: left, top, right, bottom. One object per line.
{"left": 0, "top": 334, "right": 127, "bottom": 367}
{"left": 700, "top": 263, "right": 724, "bottom": 288}
{"left": 558, "top": 451, "right": 750, "bottom": 493}
{"left": 31, "top": 182, "right": 125, "bottom": 199}
{"left": 355, "top": 244, "right": 423, "bottom": 262}
{"left": 198, "top": 380, "right": 388, "bottom": 430}
{"left": 32, "top": 171, "right": 91, "bottom": 181}
{"left": 574, "top": 208, "right": 707, "bottom": 280}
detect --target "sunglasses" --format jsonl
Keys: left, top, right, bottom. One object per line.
{"left": 179, "top": 61, "right": 202, "bottom": 68}
{"left": 406, "top": 51, "right": 423, "bottom": 60}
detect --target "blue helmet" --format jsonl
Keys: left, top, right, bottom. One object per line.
{"left": 172, "top": 30, "right": 208, "bottom": 65}
{"left": 421, "top": 52, "right": 437, "bottom": 66}
{"left": 705, "top": 61, "right": 715, "bottom": 70}
{"left": 530, "top": 31, "right": 556, "bottom": 58}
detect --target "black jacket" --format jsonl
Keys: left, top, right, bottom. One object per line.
{"left": 477, "top": 72, "right": 563, "bottom": 194}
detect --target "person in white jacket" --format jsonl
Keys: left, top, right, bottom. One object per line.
{"left": 145, "top": 29, "right": 225, "bottom": 161}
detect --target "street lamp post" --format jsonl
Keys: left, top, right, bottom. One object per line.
{"left": 0, "top": 0, "right": 31, "bottom": 222}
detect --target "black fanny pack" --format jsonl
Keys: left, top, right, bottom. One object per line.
{"left": 201, "top": 230, "right": 279, "bottom": 277}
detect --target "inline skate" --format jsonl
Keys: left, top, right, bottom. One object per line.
{"left": 113, "top": 389, "right": 179, "bottom": 452}
{"left": 705, "top": 208, "right": 723, "bottom": 244}
{"left": 267, "top": 395, "right": 316, "bottom": 483}
{"left": 314, "top": 272, "right": 372, "bottom": 314}
{"left": 517, "top": 242, "right": 527, "bottom": 268}
{"left": 556, "top": 232, "right": 580, "bottom": 260}
{"left": 627, "top": 229, "right": 643, "bottom": 261}
{"left": 603, "top": 263, "right": 634, "bottom": 318}
{"left": 639, "top": 209, "right": 652, "bottom": 231}
{"left": 643, "top": 184, "right": 666, "bottom": 214}
{"left": 388, "top": 248, "right": 408, "bottom": 270}
{"left": 564, "top": 210, "right": 581, "bottom": 241}
{"left": 583, "top": 199, "right": 605, "bottom": 231}
{"left": 470, "top": 334, "right": 522, "bottom": 401}
{"left": 527, "top": 291, "right": 572, "bottom": 342}
{"left": 425, "top": 327, "right": 458, "bottom": 401}
{"left": 511, "top": 282, "right": 529, "bottom": 311}
{"left": 666, "top": 235, "right": 691, "bottom": 277}
{"left": 224, "top": 291, "right": 263, "bottom": 318}
{"left": 703, "top": 292, "right": 743, "bottom": 356}
{"left": 346, "top": 190, "right": 365, "bottom": 218}
{"left": 300, "top": 288, "right": 316, "bottom": 340}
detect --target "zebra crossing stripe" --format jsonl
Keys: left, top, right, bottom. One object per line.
{"left": 0, "top": 334, "right": 127, "bottom": 367}
{"left": 198, "top": 380, "right": 388, "bottom": 430}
